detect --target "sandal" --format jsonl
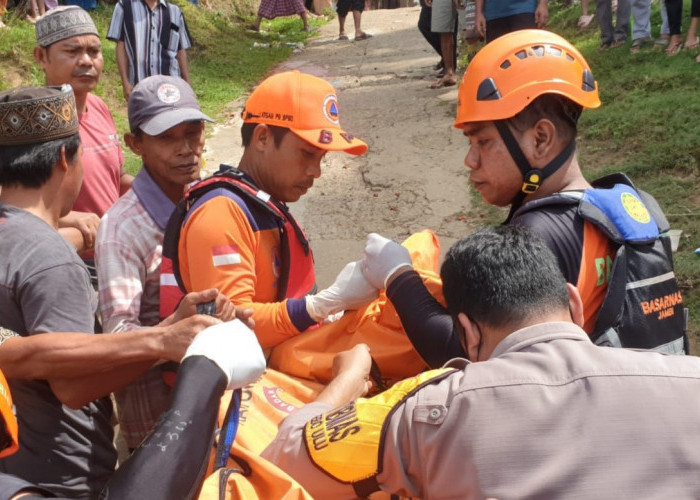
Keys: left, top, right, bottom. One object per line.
{"left": 630, "top": 39, "right": 642, "bottom": 54}
{"left": 337, "top": 34, "right": 349, "bottom": 40}
{"left": 653, "top": 34, "right": 670, "bottom": 50}
{"left": 610, "top": 39, "right": 626, "bottom": 49}
{"left": 630, "top": 37, "right": 652, "bottom": 54}
{"left": 666, "top": 36, "right": 683, "bottom": 55}
{"left": 354, "top": 32, "right": 373, "bottom": 41}
{"left": 684, "top": 36, "right": 700, "bottom": 50}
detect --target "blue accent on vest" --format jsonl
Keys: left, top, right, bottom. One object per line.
{"left": 287, "top": 297, "right": 317, "bottom": 332}
{"left": 582, "top": 184, "right": 659, "bottom": 242}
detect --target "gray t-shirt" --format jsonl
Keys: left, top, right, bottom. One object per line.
{"left": 0, "top": 203, "right": 116, "bottom": 499}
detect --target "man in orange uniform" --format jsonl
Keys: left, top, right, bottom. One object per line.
{"left": 362, "top": 30, "right": 687, "bottom": 368}
{"left": 169, "top": 71, "right": 375, "bottom": 349}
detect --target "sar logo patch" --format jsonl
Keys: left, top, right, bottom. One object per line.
{"left": 620, "top": 192, "right": 651, "bottom": 224}
{"left": 322, "top": 95, "right": 340, "bottom": 125}
{"left": 263, "top": 386, "right": 298, "bottom": 413}
{"left": 157, "top": 84, "right": 181, "bottom": 104}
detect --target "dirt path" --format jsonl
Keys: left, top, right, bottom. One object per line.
{"left": 204, "top": 7, "right": 476, "bottom": 286}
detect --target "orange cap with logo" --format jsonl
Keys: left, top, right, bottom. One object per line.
{"left": 242, "top": 71, "right": 368, "bottom": 156}
{"left": 0, "top": 369, "right": 18, "bottom": 459}
{"left": 454, "top": 29, "right": 601, "bottom": 128}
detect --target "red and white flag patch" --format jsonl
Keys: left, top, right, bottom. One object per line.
{"left": 211, "top": 245, "right": 241, "bottom": 267}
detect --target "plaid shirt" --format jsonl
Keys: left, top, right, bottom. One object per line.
{"left": 96, "top": 168, "right": 175, "bottom": 448}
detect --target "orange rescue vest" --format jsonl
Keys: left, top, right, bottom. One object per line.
{"left": 159, "top": 165, "right": 316, "bottom": 320}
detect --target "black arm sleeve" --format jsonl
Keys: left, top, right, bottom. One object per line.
{"left": 387, "top": 270, "right": 466, "bottom": 367}
{"left": 101, "top": 355, "right": 227, "bottom": 500}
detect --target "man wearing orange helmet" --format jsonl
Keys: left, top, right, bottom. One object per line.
{"left": 362, "top": 29, "right": 687, "bottom": 367}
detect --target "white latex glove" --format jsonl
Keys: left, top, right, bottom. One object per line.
{"left": 183, "top": 319, "right": 266, "bottom": 390}
{"left": 362, "top": 233, "right": 413, "bottom": 289}
{"left": 305, "top": 260, "right": 379, "bottom": 322}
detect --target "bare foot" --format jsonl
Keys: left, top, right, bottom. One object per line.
{"left": 429, "top": 74, "right": 457, "bottom": 89}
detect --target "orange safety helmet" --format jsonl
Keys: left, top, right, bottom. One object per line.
{"left": 0, "top": 369, "right": 18, "bottom": 459}
{"left": 454, "top": 29, "right": 601, "bottom": 128}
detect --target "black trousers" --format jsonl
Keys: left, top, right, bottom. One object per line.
{"left": 485, "top": 12, "right": 536, "bottom": 42}
{"left": 418, "top": 2, "right": 457, "bottom": 64}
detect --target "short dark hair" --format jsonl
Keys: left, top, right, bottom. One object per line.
{"left": 506, "top": 94, "right": 582, "bottom": 145}
{"left": 0, "top": 133, "right": 81, "bottom": 189}
{"left": 440, "top": 225, "right": 569, "bottom": 329}
{"left": 240, "top": 122, "right": 290, "bottom": 148}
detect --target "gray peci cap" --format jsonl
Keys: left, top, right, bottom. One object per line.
{"left": 35, "top": 6, "right": 99, "bottom": 47}
{"left": 128, "top": 75, "right": 213, "bottom": 135}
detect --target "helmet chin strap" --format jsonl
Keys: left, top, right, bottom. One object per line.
{"left": 493, "top": 120, "right": 576, "bottom": 223}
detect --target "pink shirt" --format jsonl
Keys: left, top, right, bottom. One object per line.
{"left": 74, "top": 93, "right": 124, "bottom": 218}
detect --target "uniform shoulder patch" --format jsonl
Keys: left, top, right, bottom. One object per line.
{"left": 303, "top": 367, "right": 456, "bottom": 484}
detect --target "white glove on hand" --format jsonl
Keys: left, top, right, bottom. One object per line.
{"left": 183, "top": 319, "right": 266, "bottom": 390}
{"left": 362, "top": 233, "right": 413, "bottom": 289}
{"left": 305, "top": 260, "right": 379, "bottom": 322}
